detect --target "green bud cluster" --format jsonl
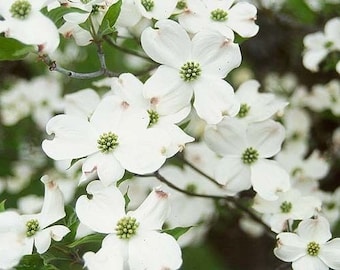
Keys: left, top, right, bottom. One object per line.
{"left": 211, "top": 8, "right": 228, "bottom": 22}
{"left": 241, "top": 147, "right": 259, "bottom": 165}
{"left": 180, "top": 61, "right": 201, "bottom": 82}
{"left": 26, "top": 219, "right": 40, "bottom": 237}
{"left": 115, "top": 216, "right": 139, "bottom": 239}
{"left": 10, "top": 0, "right": 31, "bottom": 19}
{"left": 306, "top": 241, "right": 320, "bottom": 256}
{"left": 97, "top": 131, "right": 119, "bottom": 153}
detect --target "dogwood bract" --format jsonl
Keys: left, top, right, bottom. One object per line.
{"left": 76, "top": 181, "right": 182, "bottom": 270}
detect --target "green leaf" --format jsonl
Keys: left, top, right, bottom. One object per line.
{"left": 98, "top": 0, "right": 122, "bottom": 36}
{"left": 0, "top": 200, "right": 6, "bottom": 212}
{"left": 67, "top": 233, "right": 106, "bottom": 248}
{"left": 15, "top": 254, "right": 44, "bottom": 270}
{"left": 124, "top": 187, "right": 131, "bottom": 211}
{"left": 60, "top": 205, "right": 80, "bottom": 243}
{"left": 42, "top": 6, "right": 88, "bottom": 28}
{"left": 162, "top": 226, "right": 194, "bottom": 240}
{"left": 0, "top": 37, "right": 35, "bottom": 60}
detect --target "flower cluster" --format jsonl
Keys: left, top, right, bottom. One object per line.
{"left": 0, "top": 0, "right": 340, "bottom": 270}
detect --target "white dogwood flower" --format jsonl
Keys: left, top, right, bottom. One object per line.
{"left": 141, "top": 19, "right": 241, "bottom": 124}
{"left": 43, "top": 95, "right": 170, "bottom": 186}
{"left": 0, "top": 175, "right": 69, "bottom": 269}
{"left": 178, "top": 0, "right": 259, "bottom": 38}
{"left": 303, "top": 17, "right": 340, "bottom": 72}
{"left": 0, "top": 0, "right": 60, "bottom": 53}
{"left": 204, "top": 118, "right": 290, "bottom": 200}
{"left": 274, "top": 216, "right": 340, "bottom": 270}
{"left": 76, "top": 181, "right": 182, "bottom": 270}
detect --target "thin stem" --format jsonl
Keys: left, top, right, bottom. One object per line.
{"left": 104, "top": 36, "right": 154, "bottom": 62}
{"left": 152, "top": 171, "right": 274, "bottom": 237}
{"left": 176, "top": 154, "right": 223, "bottom": 188}
{"left": 41, "top": 53, "right": 118, "bottom": 79}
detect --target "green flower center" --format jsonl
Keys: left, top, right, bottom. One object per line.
{"left": 141, "top": 0, "right": 154, "bottom": 11}
{"left": 180, "top": 61, "right": 201, "bottom": 82}
{"left": 97, "top": 132, "right": 119, "bottom": 153}
{"left": 26, "top": 219, "right": 40, "bottom": 237}
{"left": 237, "top": 103, "right": 251, "bottom": 118}
{"left": 176, "top": 0, "right": 187, "bottom": 9}
{"left": 241, "top": 147, "right": 259, "bottom": 165}
{"left": 10, "top": 0, "right": 32, "bottom": 20}
{"left": 115, "top": 216, "right": 139, "bottom": 239}
{"left": 210, "top": 8, "right": 228, "bottom": 22}
{"left": 81, "top": 0, "right": 91, "bottom": 3}
{"left": 148, "top": 109, "right": 159, "bottom": 127}
{"left": 307, "top": 241, "right": 320, "bottom": 256}
{"left": 280, "top": 201, "right": 292, "bottom": 213}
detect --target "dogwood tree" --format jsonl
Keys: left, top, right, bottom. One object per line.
{"left": 0, "top": 0, "right": 340, "bottom": 269}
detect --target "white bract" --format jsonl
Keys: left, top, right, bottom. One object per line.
{"left": 274, "top": 216, "right": 340, "bottom": 270}
{"left": 141, "top": 19, "right": 241, "bottom": 124}
{"left": 0, "top": 176, "right": 69, "bottom": 269}
{"left": 253, "top": 188, "right": 322, "bottom": 233}
{"left": 178, "top": 0, "right": 259, "bottom": 38}
{"left": 303, "top": 17, "right": 340, "bottom": 72}
{"left": 110, "top": 73, "right": 194, "bottom": 157}
{"left": 42, "top": 95, "right": 170, "bottom": 186}
{"left": 234, "top": 80, "right": 288, "bottom": 123}
{"left": 0, "top": 0, "right": 60, "bottom": 53}
{"left": 204, "top": 118, "right": 290, "bottom": 200}
{"left": 76, "top": 181, "right": 182, "bottom": 270}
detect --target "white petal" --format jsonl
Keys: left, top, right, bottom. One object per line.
{"left": 204, "top": 117, "right": 247, "bottom": 156}
{"left": 246, "top": 120, "right": 285, "bottom": 158}
{"left": 193, "top": 78, "right": 240, "bottom": 124}
{"left": 274, "top": 232, "right": 306, "bottom": 262}
{"left": 75, "top": 181, "right": 125, "bottom": 233}
{"left": 129, "top": 187, "right": 170, "bottom": 231}
{"left": 141, "top": 19, "right": 191, "bottom": 68}
{"left": 39, "top": 175, "right": 66, "bottom": 228}
{"left": 49, "top": 225, "right": 70, "bottom": 241}
{"left": 251, "top": 159, "right": 290, "bottom": 201}
{"left": 144, "top": 66, "right": 193, "bottom": 112}
{"left": 227, "top": 2, "right": 259, "bottom": 38}
{"left": 42, "top": 114, "right": 98, "bottom": 160}
{"left": 90, "top": 95, "right": 146, "bottom": 133}
{"left": 136, "top": 0, "right": 177, "bottom": 20}
{"left": 0, "top": 232, "right": 27, "bottom": 269}
{"left": 293, "top": 256, "right": 328, "bottom": 270}
{"left": 0, "top": 211, "right": 25, "bottom": 233}
{"left": 129, "top": 231, "right": 182, "bottom": 270}
{"left": 297, "top": 216, "right": 332, "bottom": 243}
{"left": 157, "top": 124, "right": 194, "bottom": 158}
{"left": 192, "top": 31, "right": 241, "bottom": 77}
{"left": 34, "top": 229, "right": 52, "bottom": 254}
{"left": 111, "top": 73, "right": 147, "bottom": 108}
{"left": 319, "top": 238, "right": 340, "bottom": 269}
{"left": 83, "top": 246, "right": 124, "bottom": 270}
{"left": 6, "top": 12, "right": 60, "bottom": 53}
{"left": 64, "top": 88, "right": 101, "bottom": 119}
{"left": 82, "top": 152, "right": 125, "bottom": 186}
{"left": 215, "top": 157, "right": 251, "bottom": 195}
{"left": 115, "top": 128, "right": 169, "bottom": 174}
